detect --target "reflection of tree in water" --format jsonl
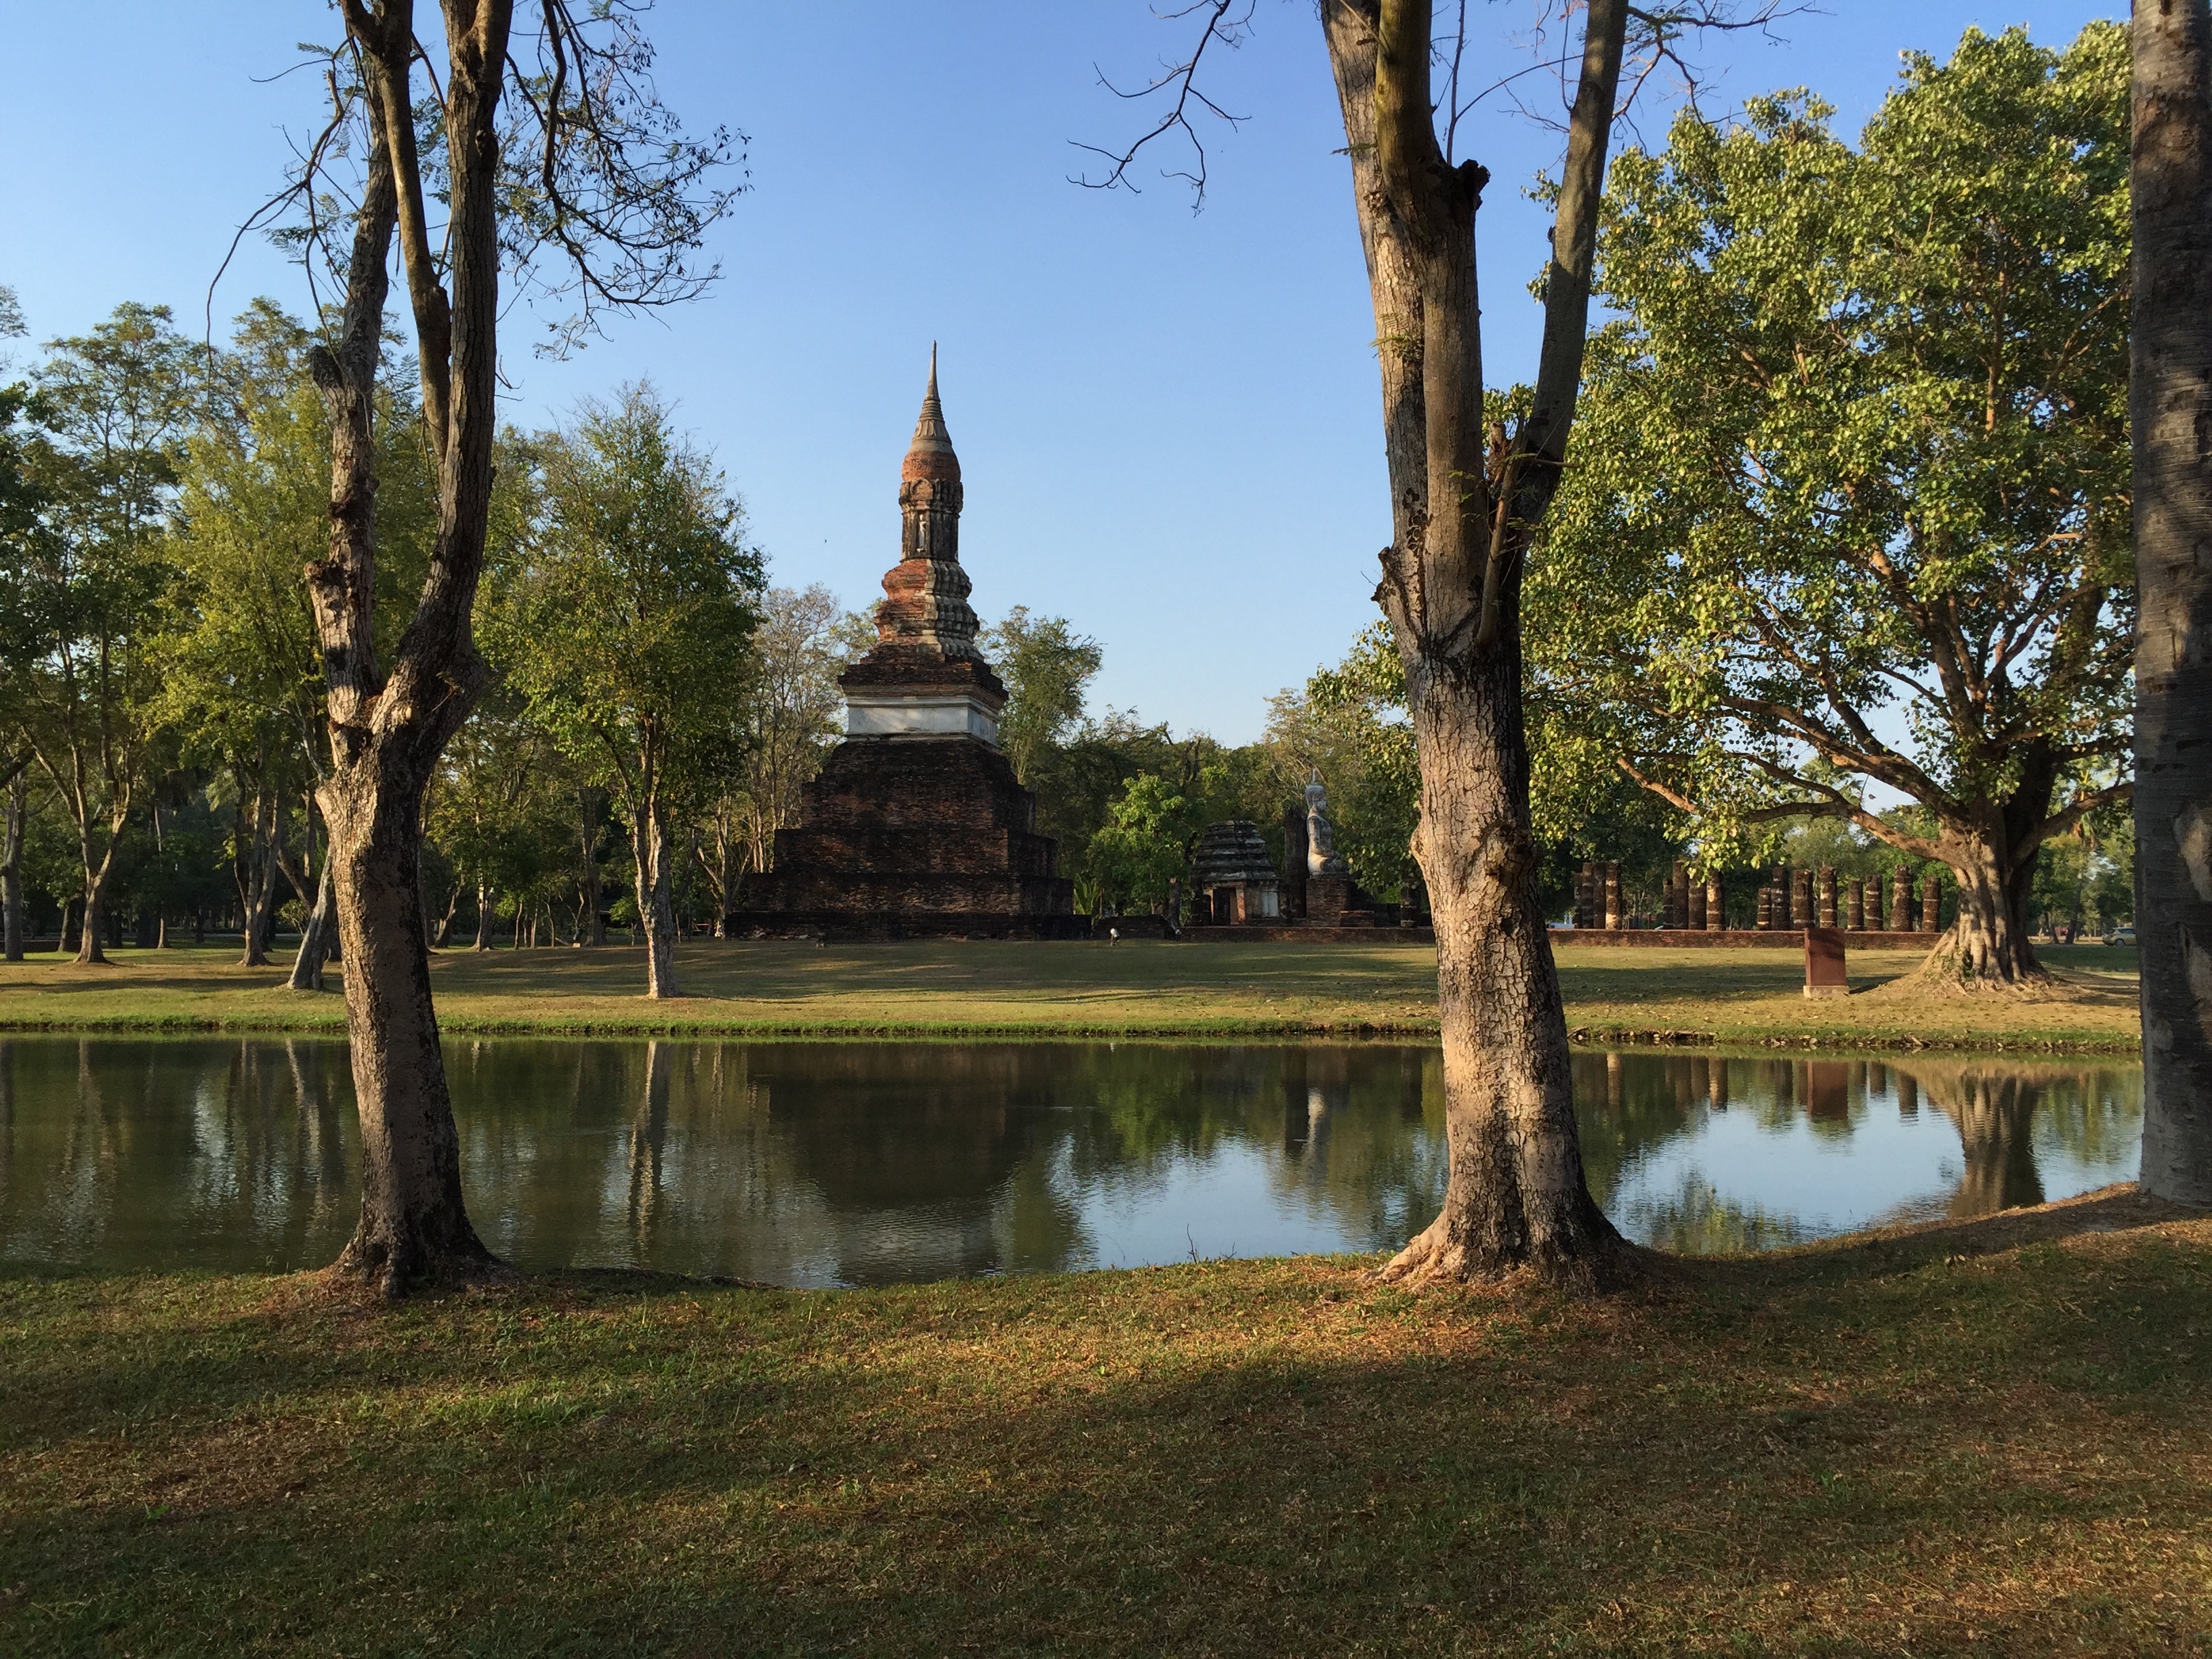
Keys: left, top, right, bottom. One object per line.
{"left": 1616, "top": 1170, "right": 1811, "bottom": 1254}
{"left": 626, "top": 1040, "right": 672, "bottom": 1240}
{"left": 0, "top": 1037, "right": 361, "bottom": 1271}
{"left": 1894, "top": 1060, "right": 2135, "bottom": 1219}
{"left": 1570, "top": 1051, "right": 1697, "bottom": 1207}
{"left": 745, "top": 1043, "right": 1080, "bottom": 1283}
{"left": 4, "top": 1037, "right": 2148, "bottom": 1277}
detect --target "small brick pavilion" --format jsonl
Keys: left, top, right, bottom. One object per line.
{"left": 731, "top": 352, "right": 1084, "bottom": 940}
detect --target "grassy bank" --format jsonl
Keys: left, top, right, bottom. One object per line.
{"left": 2, "top": 1189, "right": 2205, "bottom": 1655}
{"left": 0, "top": 939, "right": 2143, "bottom": 1052}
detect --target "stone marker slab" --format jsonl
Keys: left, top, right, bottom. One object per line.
{"left": 1803, "top": 926, "right": 1849, "bottom": 998}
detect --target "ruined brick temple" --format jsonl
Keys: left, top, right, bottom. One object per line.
{"left": 731, "top": 353, "right": 1083, "bottom": 939}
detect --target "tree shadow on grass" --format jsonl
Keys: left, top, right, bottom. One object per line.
{"left": 4, "top": 1191, "right": 2209, "bottom": 1654}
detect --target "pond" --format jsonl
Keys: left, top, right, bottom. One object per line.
{"left": 0, "top": 1037, "right": 2142, "bottom": 1284}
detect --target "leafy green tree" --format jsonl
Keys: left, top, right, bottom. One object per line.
{"left": 979, "top": 607, "right": 1103, "bottom": 787}
{"left": 8, "top": 304, "right": 194, "bottom": 963}
{"left": 165, "top": 302, "right": 436, "bottom": 973}
{"left": 701, "top": 582, "right": 860, "bottom": 925}
{"left": 1267, "top": 623, "right": 1422, "bottom": 901}
{"left": 1, "top": 289, "right": 46, "bottom": 960}
{"left": 1088, "top": 774, "right": 1193, "bottom": 915}
{"left": 491, "top": 386, "right": 763, "bottom": 998}
{"left": 1535, "top": 25, "right": 2132, "bottom": 987}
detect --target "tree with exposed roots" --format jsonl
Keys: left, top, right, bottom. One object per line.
{"left": 2132, "top": 0, "right": 2212, "bottom": 1207}
{"left": 274, "top": 0, "right": 739, "bottom": 1294}
{"left": 1083, "top": 0, "right": 1795, "bottom": 1285}
{"left": 1534, "top": 25, "right": 2134, "bottom": 992}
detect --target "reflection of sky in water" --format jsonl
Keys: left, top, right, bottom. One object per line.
{"left": 1057, "top": 1143, "right": 1382, "bottom": 1271}
{"left": 0, "top": 1039, "right": 2146, "bottom": 1284}
{"left": 1604, "top": 1066, "right": 2144, "bottom": 1251}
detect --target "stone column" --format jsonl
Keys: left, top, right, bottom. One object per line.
{"left": 1687, "top": 875, "right": 1706, "bottom": 931}
{"left": 1885, "top": 867, "right": 1907, "bottom": 931}
{"left": 1706, "top": 874, "right": 1724, "bottom": 931}
{"left": 1919, "top": 872, "right": 1941, "bottom": 933}
{"left": 1816, "top": 866, "right": 1837, "bottom": 928}
{"left": 1579, "top": 859, "right": 1597, "bottom": 929}
{"left": 1792, "top": 867, "right": 1813, "bottom": 930}
{"left": 1756, "top": 886, "right": 1771, "bottom": 930}
{"left": 1771, "top": 865, "right": 1790, "bottom": 926}
{"left": 1603, "top": 861, "right": 1623, "bottom": 930}
{"left": 1846, "top": 877, "right": 1864, "bottom": 931}
{"left": 1282, "top": 805, "right": 1308, "bottom": 920}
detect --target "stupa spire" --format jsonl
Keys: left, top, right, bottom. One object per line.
{"left": 867, "top": 344, "right": 977, "bottom": 660}
{"left": 903, "top": 342, "right": 960, "bottom": 484}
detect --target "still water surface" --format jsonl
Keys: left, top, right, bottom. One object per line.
{"left": 0, "top": 1038, "right": 2142, "bottom": 1284}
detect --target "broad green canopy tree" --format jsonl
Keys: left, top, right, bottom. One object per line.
{"left": 979, "top": 607, "right": 1103, "bottom": 789}
{"left": 9, "top": 304, "right": 195, "bottom": 964}
{"left": 1534, "top": 24, "right": 2132, "bottom": 986}
{"left": 1088, "top": 773, "right": 1191, "bottom": 916}
{"left": 491, "top": 385, "right": 763, "bottom": 1000}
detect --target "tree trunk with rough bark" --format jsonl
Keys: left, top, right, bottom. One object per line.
{"left": 2, "top": 767, "right": 24, "bottom": 962}
{"left": 308, "top": 0, "right": 512, "bottom": 1294}
{"left": 2133, "top": 0, "right": 2212, "bottom": 1206}
{"left": 1322, "top": 0, "right": 1628, "bottom": 1286}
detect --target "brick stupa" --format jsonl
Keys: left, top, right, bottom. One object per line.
{"left": 731, "top": 351, "right": 1083, "bottom": 939}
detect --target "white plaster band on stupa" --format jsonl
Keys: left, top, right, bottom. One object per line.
{"left": 844, "top": 688, "right": 1002, "bottom": 743}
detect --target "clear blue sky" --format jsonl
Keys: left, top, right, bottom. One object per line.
{"left": 0, "top": 1, "right": 2117, "bottom": 743}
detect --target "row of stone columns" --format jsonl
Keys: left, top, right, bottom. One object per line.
{"left": 1758, "top": 865, "right": 1940, "bottom": 932}
{"left": 1574, "top": 860, "right": 1945, "bottom": 931}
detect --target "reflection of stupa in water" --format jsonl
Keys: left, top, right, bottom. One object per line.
{"left": 746, "top": 1044, "right": 1071, "bottom": 1284}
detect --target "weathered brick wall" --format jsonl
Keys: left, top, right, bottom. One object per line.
{"left": 735, "top": 733, "right": 1076, "bottom": 931}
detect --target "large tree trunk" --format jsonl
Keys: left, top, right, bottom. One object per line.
{"left": 1323, "top": 0, "right": 1629, "bottom": 1287}
{"left": 323, "top": 762, "right": 490, "bottom": 1290}
{"left": 308, "top": 0, "right": 513, "bottom": 1294}
{"left": 3, "top": 767, "right": 24, "bottom": 962}
{"left": 2133, "top": 0, "right": 2212, "bottom": 1206}
{"left": 1397, "top": 653, "right": 1620, "bottom": 1281}
{"left": 633, "top": 797, "right": 680, "bottom": 998}
{"left": 1921, "top": 827, "right": 2045, "bottom": 988}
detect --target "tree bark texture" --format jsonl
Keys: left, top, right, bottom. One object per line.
{"left": 1323, "top": 0, "right": 1628, "bottom": 1286}
{"left": 2133, "top": 0, "right": 2212, "bottom": 1206}
{"left": 310, "top": 0, "right": 514, "bottom": 1292}
{"left": 2, "top": 768, "right": 24, "bottom": 962}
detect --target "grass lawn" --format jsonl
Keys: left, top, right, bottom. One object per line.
{"left": 0, "top": 938, "right": 2144, "bottom": 1051}
{"left": 1, "top": 1189, "right": 2205, "bottom": 1655}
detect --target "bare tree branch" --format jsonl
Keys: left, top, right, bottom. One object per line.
{"left": 1069, "top": 0, "right": 1255, "bottom": 209}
